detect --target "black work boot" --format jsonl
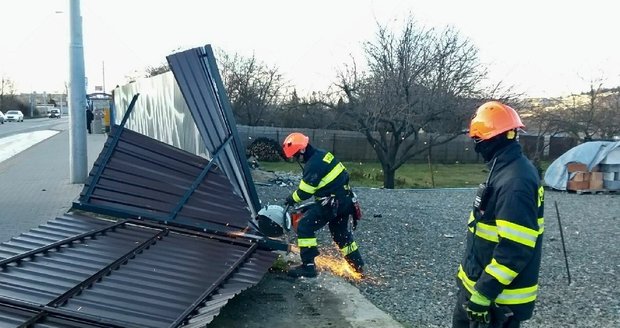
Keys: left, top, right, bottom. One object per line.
{"left": 287, "top": 263, "right": 317, "bottom": 278}
{"left": 345, "top": 251, "right": 365, "bottom": 275}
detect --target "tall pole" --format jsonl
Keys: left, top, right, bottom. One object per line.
{"left": 554, "top": 201, "right": 572, "bottom": 285}
{"left": 69, "top": 0, "right": 87, "bottom": 183}
{"left": 102, "top": 61, "right": 106, "bottom": 94}
{"left": 29, "top": 92, "right": 35, "bottom": 118}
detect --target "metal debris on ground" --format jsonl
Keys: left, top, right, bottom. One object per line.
{"left": 251, "top": 169, "right": 301, "bottom": 187}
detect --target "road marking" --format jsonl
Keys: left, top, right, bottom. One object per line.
{"left": 0, "top": 130, "right": 60, "bottom": 163}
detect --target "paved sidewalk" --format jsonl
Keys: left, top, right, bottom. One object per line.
{"left": 0, "top": 129, "right": 107, "bottom": 242}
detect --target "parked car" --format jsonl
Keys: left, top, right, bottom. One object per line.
{"left": 5, "top": 110, "right": 24, "bottom": 122}
{"left": 48, "top": 109, "right": 61, "bottom": 118}
{"left": 0, "top": 112, "right": 5, "bottom": 124}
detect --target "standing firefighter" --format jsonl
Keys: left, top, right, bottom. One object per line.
{"left": 282, "top": 132, "right": 364, "bottom": 278}
{"left": 453, "top": 101, "right": 545, "bottom": 328}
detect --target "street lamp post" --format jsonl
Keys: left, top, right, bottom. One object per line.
{"left": 54, "top": 11, "right": 66, "bottom": 116}
{"left": 69, "top": 0, "right": 87, "bottom": 183}
{"left": 59, "top": 93, "right": 64, "bottom": 114}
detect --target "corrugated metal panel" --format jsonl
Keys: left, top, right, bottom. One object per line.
{"left": 0, "top": 44, "right": 287, "bottom": 327}
{"left": 0, "top": 303, "right": 33, "bottom": 327}
{"left": 182, "top": 250, "right": 277, "bottom": 327}
{"left": 0, "top": 214, "right": 277, "bottom": 327}
{"left": 0, "top": 301, "right": 114, "bottom": 328}
{"left": 76, "top": 127, "right": 252, "bottom": 233}
{"left": 167, "top": 45, "right": 261, "bottom": 218}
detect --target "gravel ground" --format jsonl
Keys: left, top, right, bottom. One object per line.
{"left": 255, "top": 182, "right": 620, "bottom": 328}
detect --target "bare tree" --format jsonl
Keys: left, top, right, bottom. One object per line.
{"left": 334, "top": 18, "right": 489, "bottom": 188}
{"left": 217, "top": 50, "right": 287, "bottom": 126}
{"left": 523, "top": 98, "right": 567, "bottom": 166}
{"left": 0, "top": 75, "right": 16, "bottom": 111}
{"left": 561, "top": 81, "right": 605, "bottom": 141}
{"left": 598, "top": 90, "right": 620, "bottom": 139}
{"left": 278, "top": 89, "right": 350, "bottom": 129}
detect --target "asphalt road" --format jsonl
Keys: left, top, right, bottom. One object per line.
{"left": 0, "top": 116, "right": 69, "bottom": 139}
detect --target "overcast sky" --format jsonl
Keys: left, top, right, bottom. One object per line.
{"left": 1, "top": 0, "right": 618, "bottom": 98}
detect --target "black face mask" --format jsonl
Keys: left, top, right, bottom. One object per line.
{"left": 474, "top": 134, "right": 515, "bottom": 162}
{"left": 293, "top": 152, "right": 305, "bottom": 163}
{"left": 299, "top": 144, "right": 315, "bottom": 163}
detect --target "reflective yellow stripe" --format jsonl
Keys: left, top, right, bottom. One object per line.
{"left": 470, "top": 290, "right": 491, "bottom": 306}
{"left": 322, "top": 152, "right": 334, "bottom": 163}
{"left": 296, "top": 159, "right": 345, "bottom": 197}
{"left": 458, "top": 265, "right": 478, "bottom": 296}
{"left": 299, "top": 180, "right": 317, "bottom": 194}
{"left": 340, "top": 241, "right": 358, "bottom": 256}
{"left": 292, "top": 191, "right": 302, "bottom": 202}
{"left": 538, "top": 217, "right": 544, "bottom": 234}
{"left": 537, "top": 186, "right": 545, "bottom": 207}
{"left": 485, "top": 258, "right": 518, "bottom": 285}
{"left": 474, "top": 222, "right": 499, "bottom": 243}
{"left": 316, "top": 162, "right": 346, "bottom": 189}
{"left": 497, "top": 285, "right": 538, "bottom": 304}
{"left": 468, "top": 213, "right": 498, "bottom": 243}
{"left": 468, "top": 211, "right": 475, "bottom": 225}
{"left": 458, "top": 265, "right": 538, "bottom": 305}
{"left": 496, "top": 219, "right": 539, "bottom": 248}
{"left": 297, "top": 238, "right": 317, "bottom": 247}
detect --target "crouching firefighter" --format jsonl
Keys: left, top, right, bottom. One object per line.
{"left": 281, "top": 132, "right": 364, "bottom": 278}
{"left": 453, "top": 101, "right": 545, "bottom": 328}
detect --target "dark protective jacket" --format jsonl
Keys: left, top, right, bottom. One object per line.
{"left": 457, "top": 142, "right": 545, "bottom": 321}
{"left": 291, "top": 145, "right": 350, "bottom": 203}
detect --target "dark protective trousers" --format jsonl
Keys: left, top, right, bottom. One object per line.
{"left": 296, "top": 197, "right": 363, "bottom": 267}
{"left": 452, "top": 287, "right": 521, "bottom": 328}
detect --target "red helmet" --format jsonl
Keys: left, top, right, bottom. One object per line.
{"left": 282, "top": 132, "right": 309, "bottom": 159}
{"left": 469, "top": 101, "right": 525, "bottom": 140}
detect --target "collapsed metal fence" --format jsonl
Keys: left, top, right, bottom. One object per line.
{"left": 0, "top": 44, "right": 286, "bottom": 327}
{"left": 0, "top": 214, "right": 278, "bottom": 328}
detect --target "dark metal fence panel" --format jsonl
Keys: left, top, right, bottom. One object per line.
{"left": 77, "top": 128, "right": 251, "bottom": 232}
{"left": 0, "top": 303, "right": 34, "bottom": 327}
{"left": 549, "top": 136, "right": 579, "bottom": 159}
{"left": 0, "top": 302, "right": 108, "bottom": 328}
{"left": 238, "top": 125, "right": 578, "bottom": 163}
{"left": 0, "top": 214, "right": 277, "bottom": 327}
{"left": 181, "top": 249, "right": 276, "bottom": 327}
{"left": 238, "top": 125, "right": 481, "bottom": 163}
{"left": 519, "top": 135, "right": 544, "bottom": 159}
{"left": 167, "top": 45, "right": 261, "bottom": 218}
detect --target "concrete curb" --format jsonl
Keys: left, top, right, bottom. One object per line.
{"left": 318, "top": 275, "right": 405, "bottom": 328}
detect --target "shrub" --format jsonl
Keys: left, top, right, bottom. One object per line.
{"left": 247, "top": 137, "right": 283, "bottom": 162}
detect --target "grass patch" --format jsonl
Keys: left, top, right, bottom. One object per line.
{"left": 259, "top": 161, "right": 490, "bottom": 189}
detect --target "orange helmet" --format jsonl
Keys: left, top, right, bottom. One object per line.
{"left": 469, "top": 101, "right": 525, "bottom": 140}
{"left": 282, "top": 132, "right": 309, "bottom": 159}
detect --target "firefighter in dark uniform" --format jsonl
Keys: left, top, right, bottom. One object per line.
{"left": 281, "top": 132, "right": 364, "bottom": 278}
{"left": 453, "top": 101, "right": 545, "bottom": 328}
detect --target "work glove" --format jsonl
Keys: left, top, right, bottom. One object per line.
{"left": 464, "top": 290, "right": 491, "bottom": 325}
{"left": 284, "top": 195, "right": 296, "bottom": 206}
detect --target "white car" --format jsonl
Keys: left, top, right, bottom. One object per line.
{"left": 5, "top": 110, "right": 24, "bottom": 122}
{"left": 48, "top": 108, "right": 61, "bottom": 118}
